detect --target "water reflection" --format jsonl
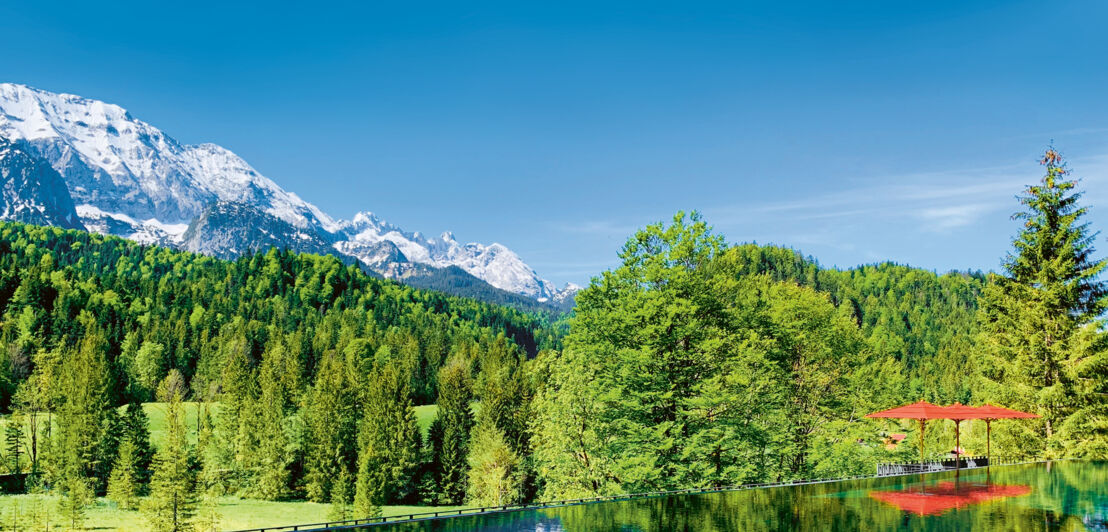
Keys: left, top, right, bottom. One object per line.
{"left": 376, "top": 462, "right": 1105, "bottom": 531}
{"left": 869, "top": 479, "right": 1031, "bottom": 516}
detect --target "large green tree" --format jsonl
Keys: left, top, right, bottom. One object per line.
{"left": 979, "top": 148, "right": 1108, "bottom": 457}
{"left": 533, "top": 213, "right": 879, "bottom": 497}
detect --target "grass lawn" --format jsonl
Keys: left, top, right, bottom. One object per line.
{"left": 0, "top": 494, "right": 467, "bottom": 531}
{"left": 413, "top": 402, "right": 481, "bottom": 439}
{"left": 142, "top": 402, "right": 220, "bottom": 447}
{"left": 0, "top": 402, "right": 219, "bottom": 459}
{"left": 414, "top": 404, "right": 438, "bottom": 438}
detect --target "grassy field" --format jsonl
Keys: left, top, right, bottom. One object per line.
{"left": 414, "top": 404, "right": 438, "bottom": 438}
{"left": 1, "top": 402, "right": 454, "bottom": 449}
{"left": 0, "top": 402, "right": 219, "bottom": 456}
{"left": 143, "top": 402, "right": 219, "bottom": 447}
{"left": 0, "top": 494, "right": 467, "bottom": 530}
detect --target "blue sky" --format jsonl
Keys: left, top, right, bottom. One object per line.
{"left": 4, "top": 1, "right": 1108, "bottom": 286}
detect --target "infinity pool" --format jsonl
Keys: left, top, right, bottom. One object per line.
{"left": 375, "top": 461, "right": 1107, "bottom": 531}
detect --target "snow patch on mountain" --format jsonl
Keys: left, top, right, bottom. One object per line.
{"left": 75, "top": 204, "right": 187, "bottom": 246}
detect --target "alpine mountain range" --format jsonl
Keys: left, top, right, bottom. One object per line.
{"left": 0, "top": 83, "right": 579, "bottom": 308}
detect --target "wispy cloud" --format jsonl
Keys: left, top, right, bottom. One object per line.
{"left": 704, "top": 162, "right": 1039, "bottom": 233}
{"left": 550, "top": 219, "right": 641, "bottom": 237}
{"left": 917, "top": 203, "right": 998, "bottom": 231}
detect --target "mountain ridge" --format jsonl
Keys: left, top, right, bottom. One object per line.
{"left": 0, "top": 82, "right": 578, "bottom": 307}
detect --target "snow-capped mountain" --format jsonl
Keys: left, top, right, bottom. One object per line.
{"left": 0, "top": 83, "right": 579, "bottom": 304}
{"left": 334, "top": 211, "right": 570, "bottom": 300}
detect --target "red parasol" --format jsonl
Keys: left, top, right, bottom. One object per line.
{"left": 867, "top": 401, "right": 951, "bottom": 464}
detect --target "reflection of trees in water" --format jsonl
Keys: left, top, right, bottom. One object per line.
{"left": 376, "top": 512, "right": 566, "bottom": 531}
{"left": 376, "top": 462, "right": 1105, "bottom": 531}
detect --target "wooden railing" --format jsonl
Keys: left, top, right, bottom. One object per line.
{"left": 875, "top": 455, "right": 1034, "bottom": 476}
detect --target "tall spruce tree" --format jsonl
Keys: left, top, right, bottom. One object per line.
{"left": 466, "top": 419, "right": 521, "bottom": 507}
{"left": 327, "top": 468, "right": 354, "bottom": 522}
{"left": 143, "top": 371, "right": 197, "bottom": 531}
{"left": 5, "top": 415, "right": 24, "bottom": 474}
{"left": 979, "top": 147, "right": 1108, "bottom": 456}
{"left": 432, "top": 354, "right": 475, "bottom": 504}
{"left": 123, "top": 402, "right": 155, "bottom": 489}
{"left": 353, "top": 361, "right": 420, "bottom": 514}
{"left": 252, "top": 338, "right": 299, "bottom": 500}
{"left": 53, "top": 318, "right": 111, "bottom": 508}
{"left": 302, "top": 350, "right": 355, "bottom": 503}
{"left": 194, "top": 402, "right": 223, "bottom": 531}
{"left": 107, "top": 438, "right": 140, "bottom": 510}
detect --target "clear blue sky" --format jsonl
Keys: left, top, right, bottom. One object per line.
{"left": 4, "top": 1, "right": 1108, "bottom": 286}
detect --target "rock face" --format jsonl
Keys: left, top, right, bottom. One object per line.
{"left": 179, "top": 201, "right": 339, "bottom": 260}
{"left": 0, "top": 136, "right": 84, "bottom": 230}
{"left": 0, "top": 83, "right": 579, "bottom": 305}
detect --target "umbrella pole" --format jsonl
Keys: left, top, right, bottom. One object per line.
{"left": 919, "top": 419, "right": 926, "bottom": 466}
{"left": 986, "top": 419, "right": 992, "bottom": 466}
{"left": 954, "top": 420, "right": 961, "bottom": 472}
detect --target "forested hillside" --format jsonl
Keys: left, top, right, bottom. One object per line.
{"left": 718, "top": 245, "right": 985, "bottom": 401}
{"left": 0, "top": 223, "right": 556, "bottom": 400}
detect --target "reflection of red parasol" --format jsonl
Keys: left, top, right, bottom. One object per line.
{"left": 869, "top": 481, "right": 1032, "bottom": 516}
{"left": 973, "top": 404, "right": 1039, "bottom": 464}
{"left": 866, "top": 401, "right": 950, "bottom": 464}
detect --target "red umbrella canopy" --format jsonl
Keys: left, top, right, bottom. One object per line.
{"left": 974, "top": 403, "right": 1040, "bottom": 420}
{"left": 943, "top": 402, "right": 988, "bottom": 421}
{"left": 866, "top": 401, "right": 950, "bottom": 420}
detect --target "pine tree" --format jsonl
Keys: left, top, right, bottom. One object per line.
{"left": 107, "top": 438, "right": 140, "bottom": 510}
{"left": 352, "top": 451, "right": 382, "bottom": 519}
{"left": 212, "top": 332, "right": 256, "bottom": 492}
{"left": 252, "top": 338, "right": 298, "bottom": 500}
{"left": 123, "top": 402, "right": 155, "bottom": 490}
{"left": 5, "top": 415, "right": 24, "bottom": 474}
{"left": 93, "top": 407, "right": 125, "bottom": 493}
{"left": 979, "top": 148, "right": 1108, "bottom": 456}
{"left": 432, "top": 354, "right": 474, "bottom": 504}
{"left": 466, "top": 420, "right": 521, "bottom": 507}
{"left": 303, "top": 350, "right": 355, "bottom": 503}
{"left": 327, "top": 467, "right": 353, "bottom": 522}
{"left": 143, "top": 371, "right": 196, "bottom": 531}
{"left": 353, "top": 360, "right": 419, "bottom": 514}
{"left": 194, "top": 403, "right": 223, "bottom": 532}
{"left": 56, "top": 469, "right": 92, "bottom": 530}
{"left": 53, "top": 322, "right": 112, "bottom": 488}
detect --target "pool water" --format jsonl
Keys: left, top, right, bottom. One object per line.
{"left": 377, "top": 461, "right": 1107, "bottom": 531}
